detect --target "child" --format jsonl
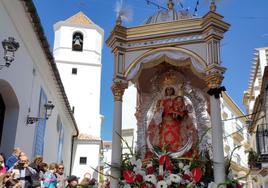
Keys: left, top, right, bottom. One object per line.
{"left": 0, "top": 155, "right": 6, "bottom": 175}
{"left": 43, "top": 163, "right": 57, "bottom": 188}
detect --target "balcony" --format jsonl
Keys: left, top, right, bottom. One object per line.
{"left": 256, "top": 124, "right": 268, "bottom": 161}
{"left": 243, "top": 141, "right": 251, "bottom": 149}
{"left": 258, "top": 154, "right": 268, "bottom": 163}
{"left": 231, "top": 124, "right": 244, "bottom": 142}
{"left": 242, "top": 135, "right": 251, "bottom": 149}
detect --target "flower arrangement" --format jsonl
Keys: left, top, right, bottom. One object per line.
{"left": 116, "top": 138, "right": 246, "bottom": 188}
{"left": 118, "top": 141, "right": 212, "bottom": 188}
{"left": 120, "top": 155, "right": 206, "bottom": 188}
{"left": 100, "top": 134, "right": 245, "bottom": 188}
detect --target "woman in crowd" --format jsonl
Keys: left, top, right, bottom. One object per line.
{"left": 29, "top": 155, "right": 43, "bottom": 188}
{"left": 0, "top": 154, "right": 6, "bottom": 175}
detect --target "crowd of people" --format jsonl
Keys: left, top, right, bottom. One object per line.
{"left": 0, "top": 148, "right": 109, "bottom": 188}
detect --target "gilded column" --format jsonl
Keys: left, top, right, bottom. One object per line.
{"left": 206, "top": 65, "right": 226, "bottom": 186}
{"left": 110, "top": 81, "right": 127, "bottom": 188}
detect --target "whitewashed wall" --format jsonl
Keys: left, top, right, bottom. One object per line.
{"left": 53, "top": 14, "right": 104, "bottom": 178}
{"left": 220, "top": 96, "right": 249, "bottom": 173}
{"left": 54, "top": 20, "right": 104, "bottom": 138}
{"left": 0, "top": 0, "right": 76, "bottom": 174}
{"left": 72, "top": 140, "right": 101, "bottom": 179}
{"left": 102, "top": 143, "right": 112, "bottom": 178}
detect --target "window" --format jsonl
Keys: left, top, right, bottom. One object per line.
{"left": 235, "top": 154, "right": 241, "bottom": 165}
{"left": 72, "top": 68, "right": 77, "bottom": 75}
{"left": 72, "top": 32, "right": 83, "bottom": 51}
{"left": 0, "top": 95, "right": 5, "bottom": 146}
{"left": 80, "top": 157, "right": 87, "bottom": 165}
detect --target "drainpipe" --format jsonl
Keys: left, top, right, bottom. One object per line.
{"left": 265, "top": 84, "right": 268, "bottom": 130}
{"left": 69, "top": 123, "right": 79, "bottom": 176}
{"left": 69, "top": 135, "right": 76, "bottom": 175}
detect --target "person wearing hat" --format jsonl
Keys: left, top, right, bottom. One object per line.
{"left": 66, "top": 175, "right": 79, "bottom": 188}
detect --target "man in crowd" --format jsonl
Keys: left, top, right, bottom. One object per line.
{"left": 8, "top": 154, "right": 37, "bottom": 188}
{"left": 5, "top": 148, "right": 21, "bottom": 170}
{"left": 55, "top": 164, "right": 67, "bottom": 188}
{"left": 66, "top": 175, "right": 79, "bottom": 188}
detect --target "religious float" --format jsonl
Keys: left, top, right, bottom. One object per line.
{"left": 106, "top": 0, "right": 244, "bottom": 187}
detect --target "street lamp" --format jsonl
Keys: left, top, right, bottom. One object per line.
{"left": 1, "top": 37, "right": 20, "bottom": 69}
{"left": 26, "top": 101, "right": 55, "bottom": 124}
{"left": 44, "top": 101, "right": 55, "bottom": 119}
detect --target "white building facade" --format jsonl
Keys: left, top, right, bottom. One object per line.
{"left": 0, "top": 0, "right": 78, "bottom": 174}
{"left": 244, "top": 47, "right": 268, "bottom": 188}
{"left": 221, "top": 92, "right": 250, "bottom": 185}
{"left": 53, "top": 12, "right": 104, "bottom": 179}
{"left": 101, "top": 141, "right": 112, "bottom": 180}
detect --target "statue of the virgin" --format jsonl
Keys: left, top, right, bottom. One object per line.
{"left": 145, "top": 72, "right": 198, "bottom": 158}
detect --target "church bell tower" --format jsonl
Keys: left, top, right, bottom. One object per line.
{"left": 53, "top": 11, "right": 104, "bottom": 179}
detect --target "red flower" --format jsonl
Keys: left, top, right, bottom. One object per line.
{"left": 191, "top": 167, "right": 202, "bottom": 183}
{"left": 141, "top": 184, "right": 148, "bottom": 188}
{"left": 157, "top": 175, "right": 164, "bottom": 181}
{"left": 123, "top": 170, "right": 135, "bottom": 184}
{"left": 135, "top": 174, "right": 144, "bottom": 183}
{"left": 178, "top": 186, "right": 186, "bottom": 188}
{"left": 146, "top": 166, "right": 155, "bottom": 174}
{"left": 182, "top": 174, "right": 191, "bottom": 181}
{"left": 236, "top": 183, "right": 243, "bottom": 188}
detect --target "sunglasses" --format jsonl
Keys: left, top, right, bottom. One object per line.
{"left": 58, "top": 167, "right": 64, "bottom": 170}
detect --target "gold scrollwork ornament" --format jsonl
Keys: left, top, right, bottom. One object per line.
{"left": 111, "top": 82, "right": 127, "bottom": 101}
{"left": 206, "top": 73, "right": 224, "bottom": 89}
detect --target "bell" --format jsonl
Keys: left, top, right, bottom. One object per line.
{"left": 73, "top": 38, "right": 82, "bottom": 50}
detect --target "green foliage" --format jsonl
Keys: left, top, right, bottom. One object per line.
{"left": 245, "top": 148, "right": 258, "bottom": 163}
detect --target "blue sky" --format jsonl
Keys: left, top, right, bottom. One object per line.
{"left": 33, "top": 0, "right": 268, "bottom": 141}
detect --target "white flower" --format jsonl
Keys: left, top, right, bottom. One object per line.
{"left": 123, "top": 184, "right": 131, "bottom": 188}
{"left": 170, "top": 174, "right": 181, "bottom": 183}
{"left": 135, "top": 159, "right": 142, "bottom": 169}
{"left": 208, "top": 182, "right": 217, "bottom": 188}
{"left": 179, "top": 162, "right": 184, "bottom": 169}
{"left": 145, "top": 174, "right": 157, "bottom": 185}
{"left": 156, "top": 180, "right": 168, "bottom": 188}
{"left": 164, "top": 175, "right": 172, "bottom": 185}
{"left": 183, "top": 165, "right": 190, "bottom": 171}
{"left": 130, "top": 156, "right": 136, "bottom": 165}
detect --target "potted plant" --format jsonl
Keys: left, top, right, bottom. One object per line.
{"left": 246, "top": 148, "right": 259, "bottom": 169}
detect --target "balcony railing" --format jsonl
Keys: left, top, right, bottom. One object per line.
{"left": 256, "top": 124, "right": 268, "bottom": 156}
{"left": 231, "top": 123, "right": 244, "bottom": 141}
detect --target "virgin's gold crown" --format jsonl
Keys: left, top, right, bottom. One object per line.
{"left": 163, "top": 72, "right": 177, "bottom": 86}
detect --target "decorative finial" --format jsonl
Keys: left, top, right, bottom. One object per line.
{"left": 116, "top": 16, "right": 122, "bottom": 26}
{"left": 210, "top": 0, "right": 216, "bottom": 12}
{"left": 167, "top": 0, "right": 174, "bottom": 10}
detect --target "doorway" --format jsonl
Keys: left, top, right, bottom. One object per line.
{"left": 0, "top": 94, "right": 5, "bottom": 146}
